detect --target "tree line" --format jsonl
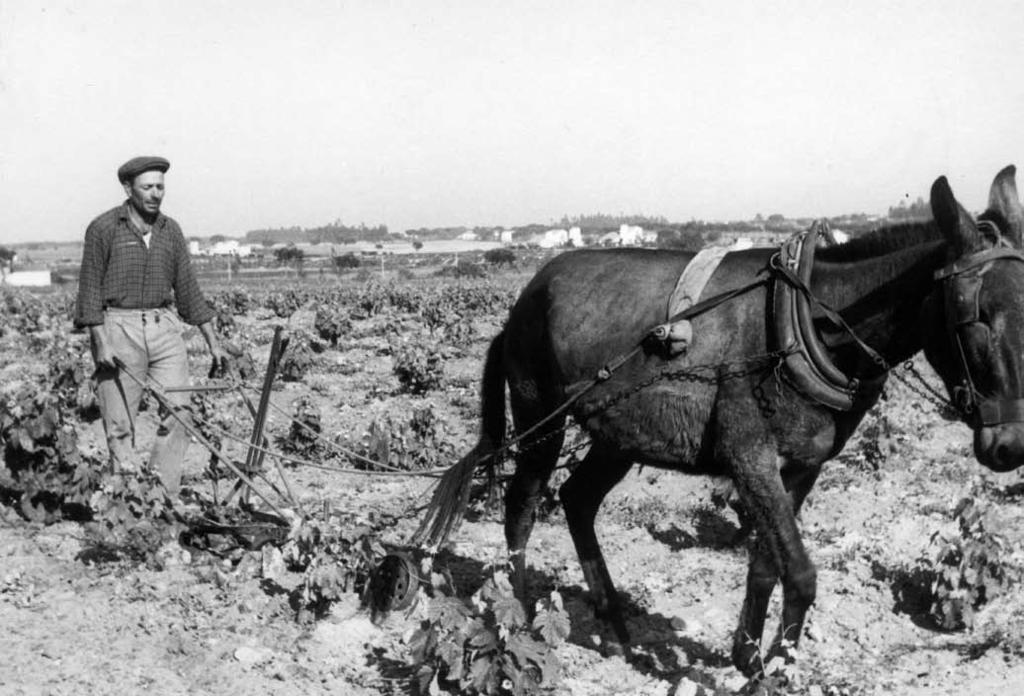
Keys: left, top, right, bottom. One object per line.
{"left": 243, "top": 221, "right": 391, "bottom": 246}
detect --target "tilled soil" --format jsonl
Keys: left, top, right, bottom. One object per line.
{"left": 3, "top": 305, "right": 1024, "bottom": 695}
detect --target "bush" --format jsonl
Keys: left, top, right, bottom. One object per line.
{"left": 332, "top": 253, "right": 361, "bottom": 271}
{"left": 264, "top": 290, "right": 305, "bottom": 318}
{"left": 282, "top": 513, "right": 384, "bottom": 619}
{"left": 0, "top": 388, "right": 100, "bottom": 522}
{"left": 392, "top": 342, "right": 444, "bottom": 394}
{"left": 314, "top": 307, "right": 351, "bottom": 346}
{"left": 483, "top": 248, "right": 516, "bottom": 266}
{"left": 920, "top": 496, "right": 1023, "bottom": 629}
{"left": 274, "top": 245, "right": 304, "bottom": 263}
{"left": 408, "top": 569, "right": 570, "bottom": 695}
{"left": 279, "top": 337, "right": 314, "bottom": 382}
{"left": 435, "top": 261, "right": 486, "bottom": 279}
{"left": 656, "top": 228, "right": 704, "bottom": 251}
{"left": 279, "top": 396, "right": 322, "bottom": 459}
{"left": 356, "top": 405, "right": 456, "bottom": 471}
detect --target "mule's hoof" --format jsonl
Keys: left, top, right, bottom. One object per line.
{"left": 604, "top": 638, "right": 633, "bottom": 660}
{"left": 590, "top": 633, "right": 632, "bottom": 659}
{"left": 731, "top": 643, "right": 763, "bottom": 679}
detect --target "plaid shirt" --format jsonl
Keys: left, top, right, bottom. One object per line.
{"left": 74, "top": 202, "right": 214, "bottom": 327}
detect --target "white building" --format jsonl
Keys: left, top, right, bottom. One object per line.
{"left": 619, "top": 224, "right": 644, "bottom": 245}
{"left": 538, "top": 229, "right": 568, "bottom": 248}
{"left": 207, "top": 240, "right": 253, "bottom": 257}
{"left": 568, "top": 226, "right": 583, "bottom": 247}
{"left": 5, "top": 271, "right": 51, "bottom": 287}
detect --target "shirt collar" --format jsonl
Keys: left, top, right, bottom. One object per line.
{"left": 119, "top": 200, "right": 167, "bottom": 229}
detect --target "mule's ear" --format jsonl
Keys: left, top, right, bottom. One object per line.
{"left": 931, "top": 175, "right": 982, "bottom": 255}
{"left": 987, "top": 164, "right": 1024, "bottom": 247}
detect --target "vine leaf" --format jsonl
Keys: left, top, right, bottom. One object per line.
{"left": 428, "top": 596, "right": 471, "bottom": 631}
{"left": 437, "top": 640, "right": 464, "bottom": 680}
{"left": 493, "top": 596, "right": 527, "bottom": 630}
{"left": 467, "top": 622, "right": 498, "bottom": 652}
{"left": 532, "top": 606, "right": 571, "bottom": 646}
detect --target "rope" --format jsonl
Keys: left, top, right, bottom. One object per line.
{"left": 235, "top": 383, "right": 411, "bottom": 472}
{"left": 194, "top": 415, "right": 452, "bottom": 478}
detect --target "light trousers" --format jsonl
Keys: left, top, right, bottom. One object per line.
{"left": 94, "top": 307, "right": 191, "bottom": 495}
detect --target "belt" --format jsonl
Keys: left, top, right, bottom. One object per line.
{"left": 104, "top": 306, "right": 172, "bottom": 314}
{"left": 104, "top": 307, "right": 174, "bottom": 324}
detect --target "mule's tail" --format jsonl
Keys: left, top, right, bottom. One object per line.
{"left": 413, "top": 330, "right": 507, "bottom": 547}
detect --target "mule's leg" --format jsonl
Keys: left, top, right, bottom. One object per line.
{"left": 504, "top": 419, "right": 565, "bottom": 604}
{"left": 759, "top": 463, "right": 822, "bottom": 658}
{"left": 730, "top": 454, "right": 817, "bottom": 676}
{"left": 559, "top": 442, "right": 634, "bottom": 656}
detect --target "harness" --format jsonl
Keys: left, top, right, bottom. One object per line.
{"left": 658, "top": 245, "right": 733, "bottom": 355}
{"left": 770, "top": 221, "right": 887, "bottom": 410}
{"left": 933, "top": 238, "right": 1024, "bottom": 426}
{"left": 769, "top": 218, "right": 1024, "bottom": 426}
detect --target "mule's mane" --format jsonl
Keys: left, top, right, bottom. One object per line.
{"left": 816, "top": 219, "right": 941, "bottom": 263}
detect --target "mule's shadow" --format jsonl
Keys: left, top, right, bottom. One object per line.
{"left": 557, "top": 584, "right": 732, "bottom": 678}
{"left": 870, "top": 559, "right": 947, "bottom": 631}
{"left": 646, "top": 504, "right": 747, "bottom": 552}
{"left": 421, "top": 545, "right": 731, "bottom": 679}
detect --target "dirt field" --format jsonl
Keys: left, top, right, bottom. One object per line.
{"left": 3, "top": 271, "right": 1024, "bottom": 696}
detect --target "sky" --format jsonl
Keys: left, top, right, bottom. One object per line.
{"left": 2, "top": 0, "right": 1023, "bottom": 243}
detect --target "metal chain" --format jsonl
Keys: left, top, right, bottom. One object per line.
{"left": 487, "top": 347, "right": 797, "bottom": 474}
{"left": 889, "top": 360, "right": 959, "bottom": 419}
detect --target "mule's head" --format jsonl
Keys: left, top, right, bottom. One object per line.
{"left": 924, "top": 166, "right": 1024, "bottom": 472}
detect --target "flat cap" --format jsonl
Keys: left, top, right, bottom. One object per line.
{"left": 117, "top": 156, "right": 170, "bottom": 183}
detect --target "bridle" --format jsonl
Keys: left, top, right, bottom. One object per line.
{"left": 933, "top": 229, "right": 1024, "bottom": 427}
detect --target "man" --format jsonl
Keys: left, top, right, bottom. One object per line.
{"left": 75, "top": 156, "right": 227, "bottom": 496}
{"left": 0, "top": 246, "right": 14, "bottom": 282}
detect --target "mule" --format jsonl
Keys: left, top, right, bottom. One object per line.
{"left": 416, "top": 168, "right": 1024, "bottom": 676}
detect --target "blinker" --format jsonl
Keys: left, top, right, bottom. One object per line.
{"left": 948, "top": 273, "right": 982, "bottom": 325}
{"left": 937, "top": 246, "right": 1024, "bottom": 427}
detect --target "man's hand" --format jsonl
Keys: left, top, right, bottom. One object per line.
{"left": 208, "top": 347, "right": 231, "bottom": 379}
{"left": 89, "top": 326, "right": 117, "bottom": 371}
{"left": 198, "top": 321, "right": 231, "bottom": 379}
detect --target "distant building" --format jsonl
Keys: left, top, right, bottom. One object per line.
{"left": 5, "top": 271, "right": 51, "bottom": 287}
{"left": 208, "top": 240, "right": 253, "bottom": 257}
{"left": 568, "top": 227, "right": 583, "bottom": 247}
{"left": 537, "top": 229, "right": 568, "bottom": 248}
{"left": 618, "top": 224, "right": 641, "bottom": 245}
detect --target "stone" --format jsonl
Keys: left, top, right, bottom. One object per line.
{"left": 673, "top": 677, "right": 700, "bottom": 696}
{"left": 234, "top": 645, "right": 274, "bottom": 668}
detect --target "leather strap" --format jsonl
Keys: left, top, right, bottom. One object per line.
{"left": 978, "top": 398, "right": 1024, "bottom": 426}
{"left": 938, "top": 245, "right": 1024, "bottom": 427}
{"left": 934, "top": 247, "right": 1024, "bottom": 280}
{"left": 772, "top": 226, "right": 861, "bottom": 410}
{"left": 666, "top": 246, "right": 732, "bottom": 318}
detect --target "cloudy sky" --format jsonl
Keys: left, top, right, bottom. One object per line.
{"left": 2, "top": 0, "right": 1022, "bottom": 243}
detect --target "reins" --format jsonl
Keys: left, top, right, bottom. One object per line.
{"left": 933, "top": 245, "right": 1024, "bottom": 426}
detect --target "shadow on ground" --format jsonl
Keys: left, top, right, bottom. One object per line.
{"left": 648, "top": 504, "right": 747, "bottom": 551}
{"left": 870, "top": 559, "right": 947, "bottom": 631}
